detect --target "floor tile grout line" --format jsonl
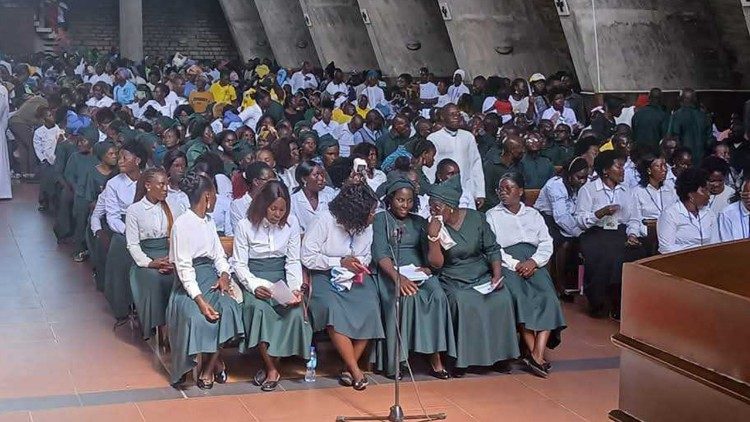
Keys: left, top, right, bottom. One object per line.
{"left": 513, "top": 375, "right": 589, "bottom": 421}
{"left": 235, "top": 396, "right": 260, "bottom": 422}
{"left": 442, "top": 397, "right": 477, "bottom": 420}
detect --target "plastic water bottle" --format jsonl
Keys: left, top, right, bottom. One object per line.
{"left": 305, "top": 346, "right": 317, "bottom": 382}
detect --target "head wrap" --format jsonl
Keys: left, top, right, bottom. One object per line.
{"left": 366, "top": 69, "right": 379, "bottom": 79}
{"left": 428, "top": 175, "right": 462, "bottom": 208}
{"left": 137, "top": 132, "right": 160, "bottom": 149}
{"left": 375, "top": 174, "right": 414, "bottom": 199}
{"left": 80, "top": 124, "right": 100, "bottom": 144}
{"left": 94, "top": 141, "right": 114, "bottom": 160}
{"left": 255, "top": 64, "right": 270, "bottom": 79}
{"left": 120, "top": 127, "right": 139, "bottom": 143}
{"left": 294, "top": 121, "right": 313, "bottom": 137}
{"left": 380, "top": 145, "right": 413, "bottom": 173}
{"left": 453, "top": 69, "right": 466, "bottom": 80}
{"left": 316, "top": 134, "right": 338, "bottom": 156}
{"left": 276, "top": 68, "right": 288, "bottom": 87}
{"left": 157, "top": 116, "right": 177, "bottom": 130}
{"left": 529, "top": 73, "right": 546, "bottom": 83}
{"left": 232, "top": 142, "right": 254, "bottom": 162}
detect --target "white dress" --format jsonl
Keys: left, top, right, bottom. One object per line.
{"left": 0, "top": 85, "right": 11, "bottom": 199}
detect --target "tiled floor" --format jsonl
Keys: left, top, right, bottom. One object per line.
{"left": 0, "top": 183, "right": 621, "bottom": 421}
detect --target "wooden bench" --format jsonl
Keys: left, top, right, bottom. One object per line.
{"left": 523, "top": 189, "right": 540, "bottom": 207}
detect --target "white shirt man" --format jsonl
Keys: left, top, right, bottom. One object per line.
{"left": 424, "top": 127, "right": 485, "bottom": 204}
{"left": 290, "top": 71, "right": 318, "bottom": 93}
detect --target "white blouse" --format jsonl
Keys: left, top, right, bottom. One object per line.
{"left": 366, "top": 170, "right": 387, "bottom": 193}
{"left": 575, "top": 178, "right": 641, "bottom": 237}
{"left": 633, "top": 183, "right": 679, "bottom": 220}
{"left": 209, "top": 194, "right": 232, "bottom": 235}
{"left": 717, "top": 201, "right": 750, "bottom": 242}
{"left": 166, "top": 187, "right": 190, "bottom": 218}
{"left": 103, "top": 173, "right": 138, "bottom": 234}
{"left": 708, "top": 186, "right": 735, "bottom": 216}
{"left": 229, "top": 193, "right": 252, "bottom": 235}
{"left": 90, "top": 193, "right": 106, "bottom": 233}
{"left": 534, "top": 176, "right": 583, "bottom": 238}
{"left": 125, "top": 197, "right": 169, "bottom": 267}
{"left": 657, "top": 202, "right": 719, "bottom": 254}
{"left": 290, "top": 187, "right": 336, "bottom": 232}
{"left": 301, "top": 211, "right": 372, "bottom": 270}
{"left": 169, "top": 210, "right": 231, "bottom": 299}
{"left": 86, "top": 96, "right": 115, "bottom": 108}
{"left": 486, "top": 203, "right": 553, "bottom": 269}
{"left": 232, "top": 216, "right": 303, "bottom": 292}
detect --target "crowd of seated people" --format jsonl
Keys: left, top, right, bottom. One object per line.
{"left": 1, "top": 48, "right": 748, "bottom": 391}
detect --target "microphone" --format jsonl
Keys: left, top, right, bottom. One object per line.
{"left": 392, "top": 223, "right": 405, "bottom": 243}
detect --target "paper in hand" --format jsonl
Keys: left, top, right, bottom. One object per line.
{"left": 270, "top": 280, "right": 296, "bottom": 304}
{"left": 472, "top": 277, "right": 503, "bottom": 295}
{"left": 399, "top": 264, "right": 430, "bottom": 282}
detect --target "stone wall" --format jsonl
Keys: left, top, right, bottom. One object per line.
{"left": 66, "top": 0, "right": 119, "bottom": 53}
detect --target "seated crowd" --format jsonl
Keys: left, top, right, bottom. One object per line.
{"left": 2, "top": 49, "right": 749, "bottom": 391}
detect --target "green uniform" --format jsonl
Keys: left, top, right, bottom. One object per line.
{"left": 521, "top": 154, "right": 554, "bottom": 189}
{"left": 186, "top": 141, "right": 211, "bottom": 168}
{"left": 239, "top": 257, "right": 312, "bottom": 359}
{"left": 129, "top": 238, "right": 174, "bottom": 339}
{"left": 66, "top": 152, "right": 99, "bottom": 253}
{"left": 667, "top": 105, "right": 714, "bottom": 165}
{"left": 632, "top": 104, "right": 668, "bottom": 152}
{"left": 104, "top": 232, "right": 135, "bottom": 319}
{"left": 376, "top": 131, "right": 410, "bottom": 163}
{"left": 541, "top": 143, "right": 575, "bottom": 167}
{"left": 436, "top": 210, "right": 519, "bottom": 368}
{"left": 370, "top": 212, "right": 456, "bottom": 376}
{"left": 266, "top": 101, "right": 285, "bottom": 123}
{"left": 83, "top": 166, "right": 115, "bottom": 291}
{"left": 482, "top": 158, "right": 523, "bottom": 210}
{"left": 476, "top": 133, "right": 496, "bottom": 156}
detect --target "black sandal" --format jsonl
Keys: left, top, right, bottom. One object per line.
{"left": 338, "top": 370, "right": 353, "bottom": 387}
{"left": 196, "top": 377, "right": 214, "bottom": 390}
{"left": 214, "top": 365, "right": 228, "bottom": 384}
{"left": 428, "top": 369, "right": 450, "bottom": 380}
{"left": 261, "top": 375, "right": 281, "bottom": 392}
{"left": 253, "top": 369, "right": 267, "bottom": 386}
{"left": 524, "top": 357, "right": 549, "bottom": 379}
{"left": 352, "top": 376, "right": 369, "bottom": 391}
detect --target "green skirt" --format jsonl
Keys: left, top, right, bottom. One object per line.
{"left": 53, "top": 184, "right": 74, "bottom": 241}
{"left": 371, "top": 274, "right": 456, "bottom": 376}
{"left": 104, "top": 232, "right": 134, "bottom": 319}
{"left": 166, "top": 257, "right": 244, "bottom": 384}
{"left": 87, "top": 218, "right": 109, "bottom": 292}
{"left": 501, "top": 243, "right": 566, "bottom": 348}
{"left": 71, "top": 195, "right": 90, "bottom": 254}
{"left": 239, "top": 257, "right": 312, "bottom": 359}
{"left": 440, "top": 273, "right": 520, "bottom": 368}
{"left": 309, "top": 270, "right": 384, "bottom": 340}
{"left": 129, "top": 238, "right": 174, "bottom": 339}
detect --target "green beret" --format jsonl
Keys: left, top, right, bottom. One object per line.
{"left": 136, "top": 132, "right": 160, "bottom": 149}
{"left": 157, "top": 116, "right": 177, "bottom": 129}
{"left": 428, "top": 175, "right": 462, "bottom": 208}
{"left": 375, "top": 174, "right": 415, "bottom": 199}
{"left": 80, "top": 124, "right": 100, "bottom": 144}
{"left": 93, "top": 140, "right": 114, "bottom": 160}
{"left": 316, "top": 134, "right": 339, "bottom": 156}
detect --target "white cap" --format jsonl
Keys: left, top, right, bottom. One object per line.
{"left": 529, "top": 73, "right": 546, "bottom": 83}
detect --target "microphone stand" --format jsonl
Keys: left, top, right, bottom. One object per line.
{"left": 338, "top": 223, "right": 446, "bottom": 422}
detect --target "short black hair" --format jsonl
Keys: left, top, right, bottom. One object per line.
{"left": 574, "top": 135, "right": 600, "bottom": 156}
{"left": 121, "top": 139, "right": 150, "bottom": 170}
{"left": 593, "top": 150, "right": 620, "bottom": 177}
{"left": 675, "top": 167, "right": 708, "bottom": 202}
{"left": 700, "top": 155, "right": 729, "bottom": 176}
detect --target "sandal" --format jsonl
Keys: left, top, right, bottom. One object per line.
{"left": 352, "top": 375, "right": 369, "bottom": 391}
{"left": 214, "top": 363, "right": 228, "bottom": 384}
{"left": 261, "top": 374, "right": 281, "bottom": 392}
{"left": 338, "top": 370, "right": 353, "bottom": 387}
{"left": 196, "top": 377, "right": 214, "bottom": 390}
{"left": 253, "top": 369, "right": 267, "bottom": 386}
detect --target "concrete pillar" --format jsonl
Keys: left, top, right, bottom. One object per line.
{"left": 253, "top": 0, "right": 319, "bottom": 68}
{"left": 218, "top": 0, "right": 274, "bottom": 62}
{"left": 705, "top": 0, "right": 750, "bottom": 88}
{"left": 557, "top": 0, "right": 733, "bottom": 92}
{"left": 356, "top": 0, "right": 457, "bottom": 77}
{"left": 119, "top": 0, "right": 143, "bottom": 61}
{"left": 441, "top": 0, "right": 573, "bottom": 79}
{"left": 298, "top": 0, "right": 378, "bottom": 71}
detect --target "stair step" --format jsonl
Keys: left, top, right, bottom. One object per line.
{"left": 36, "top": 27, "right": 53, "bottom": 34}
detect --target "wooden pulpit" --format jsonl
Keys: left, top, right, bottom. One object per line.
{"left": 610, "top": 240, "right": 750, "bottom": 421}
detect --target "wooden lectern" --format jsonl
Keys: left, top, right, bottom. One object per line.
{"left": 610, "top": 240, "right": 750, "bottom": 421}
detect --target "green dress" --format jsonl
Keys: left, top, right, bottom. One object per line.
{"left": 129, "top": 238, "right": 174, "bottom": 339}
{"left": 541, "top": 143, "right": 575, "bottom": 167}
{"left": 84, "top": 167, "right": 115, "bottom": 291}
{"left": 370, "top": 212, "right": 456, "bottom": 376}
{"left": 52, "top": 146, "right": 82, "bottom": 241}
{"left": 501, "top": 243, "right": 566, "bottom": 348}
{"left": 105, "top": 231, "right": 135, "bottom": 319}
{"left": 239, "top": 257, "right": 312, "bottom": 359}
{"left": 437, "top": 210, "right": 520, "bottom": 368}
{"left": 69, "top": 154, "right": 100, "bottom": 253}
{"left": 376, "top": 131, "right": 410, "bottom": 163}
{"left": 166, "top": 257, "right": 244, "bottom": 384}
{"left": 521, "top": 154, "right": 554, "bottom": 189}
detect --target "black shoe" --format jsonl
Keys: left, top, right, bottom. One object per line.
{"left": 338, "top": 370, "right": 353, "bottom": 387}
{"left": 451, "top": 368, "right": 466, "bottom": 378}
{"left": 214, "top": 368, "right": 228, "bottom": 384}
{"left": 543, "top": 362, "right": 552, "bottom": 371}
{"left": 492, "top": 361, "right": 511, "bottom": 374}
{"left": 196, "top": 378, "right": 214, "bottom": 390}
{"left": 261, "top": 375, "right": 280, "bottom": 392}
{"left": 253, "top": 369, "right": 267, "bottom": 386}
{"left": 428, "top": 369, "right": 450, "bottom": 380}
{"left": 352, "top": 376, "right": 369, "bottom": 391}
{"left": 170, "top": 374, "right": 187, "bottom": 389}
{"left": 523, "top": 357, "right": 549, "bottom": 379}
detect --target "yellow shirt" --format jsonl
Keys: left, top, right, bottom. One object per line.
{"left": 356, "top": 106, "right": 370, "bottom": 118}
{"left": 188, "top": 90, "right": 214, "bottom": 113}
{"left": 209, "top": 82, "right": 237, "bottom": 105}
{"left": 599, "top": 140, "right": 614, "bottom": 152}
{"left": 332, "top": 108, "right": 352, "bottom": 124}
{"left": 242, "top": 88, "right": 256, "bottom": 109}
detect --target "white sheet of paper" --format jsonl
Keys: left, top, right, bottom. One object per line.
{"left": 399, "top": 264, "right": 430, "bottom": 282}
{"left": 270, "top": 280, "right": 295, "bottom": 304}
{"left": 473, "top": 281, "right": 496, "bottom": 295}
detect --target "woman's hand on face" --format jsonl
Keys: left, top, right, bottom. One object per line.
{"left": 515, "top": 259, "right": 537, "bottom": 279}
{"left": 399, "top": 276, "right": 419, "bottom": 296}
{"left": 426, "top": 218, "right": 442, "bottom": 238}
{"left": 254, "top": 286, "right": 273, "bottom": 300}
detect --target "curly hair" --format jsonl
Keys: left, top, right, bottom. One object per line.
{"left": 675, "top": 167, "right": 708, "bottom": 202}
{"left": 328, "top": 182, "right": 378, "bottom": 235}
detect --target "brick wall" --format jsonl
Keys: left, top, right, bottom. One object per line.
{"left": 142, "top": 0, "right": 238, "bottom": 61}
{"left": 64, "top": 0, "right": 238, "bottom": 60}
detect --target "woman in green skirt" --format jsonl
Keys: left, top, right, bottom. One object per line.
{"left": 425, "top": 176, "right": 519, "bottom": 376}
{"left": 370, "top": 177, "right": 455, "bottom": 380}
{"left": 301, "top": 181, "right": 382, "bottom": 391}
{"left": 104, "top": 140, "right": 149, "bottom": 323}
{"left": 83, "top": 142, "right": 118, "bottom": 290}
{"left": 486, "top": 173, "right": 566, "bottom": 378}
{"left": 167, "top": 171, "right": 244, "bottom": 389}
{"left": 125, "top": 168, "right": 175, "bottom": 341}
{"left": 233, "top": 181, "right": 311, "bottom": 392}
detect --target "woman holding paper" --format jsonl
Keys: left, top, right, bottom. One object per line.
{"left": 232, "top": 181, "right": 312, "bottom": 392}
{"left": 486, "top": 173, "right": 566, "bottom": 378}
{"left": 370, "top": 177, "right": 455, "bottom": 380}
{"left": 301, "top": 181, "right": 382, "bottom": 391}
{"left": 167, "top": 171, "right": 244, "bottom": 390}
{"left": 425, "top": 176, "right": 519, "bottom": 377}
